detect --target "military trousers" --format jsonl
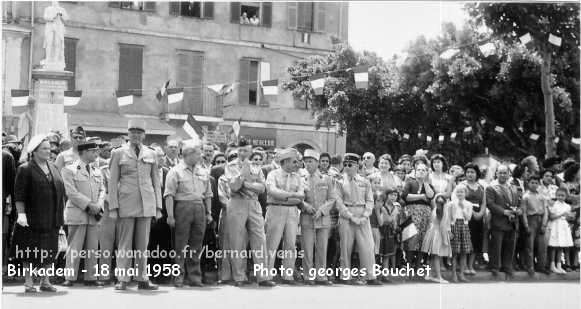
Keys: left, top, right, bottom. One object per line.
{"left": 174, "top": 200, "right": 206, "bottom": 284}
{"left": 338, "top": 206, "right": 376, "bottom": 280}
{"left": 265, "top": 205, "right": 299, "bottom": 281}
{"left": 65, "top": 224, "right": 99, "bottom": 281}
{"left": 116, "top": 217, "right": 151, "bottom": 282}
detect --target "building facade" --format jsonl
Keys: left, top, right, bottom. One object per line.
{"left": 2, "top": 1, "right": 347, "bottom": 152}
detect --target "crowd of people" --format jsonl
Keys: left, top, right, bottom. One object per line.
{"left": 2, "top": 120, "right": 580, "bottom": 293}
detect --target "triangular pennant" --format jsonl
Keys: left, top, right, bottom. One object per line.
{"left": 403, "top": 133, "right": 410, "bottom": 140}
{"left": 520, "top": 33, "right": 532, "bottom": 45}
{"left": 183, "top": 114, "right": 204, "bottom": 140}
{"left": 479, "top": 42, "right": 496, "bottom": 57}
{"left": 167, "top": 88, "right": 184, "bottom": 104}
{"left": 464, "top": 126, "right": 472, "bottom": 133}
{"left": 426, "top": 136, "right": 432, "bottom": 143}
{"left": 232, "top": 120, "right": 241, "bottom": 137}
{"left": 450, "top": 132, "right": 457, "bottom": 140}
{"left": 208, "top": 84, "right": 225, "bottom": 93}
{"left": 438, "top": 135, "right": 444, "bottom": 143}
{"left": 64, "top": 90, "right": 82, "bottom": 106}
{"left": 116, "top": 90, "right": 133, "bottom": 107}
{"left": 548, "top": 34, "right": 562, "bottom": 47}
{"left": 11, "top": 89, "right": 30, "bottom": 107}
{"left": 529, "top": 133, "right": 540, "bottom": 141}
{"left": 440, "top": 49, "right": 459, "bottom": 60}
{"left": 353, "top": 65, "right": 369, "bottom": 89}
{"left": 261, "top": 79, "right": 279, "bottom": 96}
{"left": 494, "top": 126, "right": 504, "bottom": 133}
{"left": 156, "top": 80, "right": 170, "bottom": 101}
{"left": 309, "top": 73, "right": 326, "bottom": 95}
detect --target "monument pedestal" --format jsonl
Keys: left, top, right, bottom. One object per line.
{"left": 31, "top": 69, "right": 73, "bottom": 136}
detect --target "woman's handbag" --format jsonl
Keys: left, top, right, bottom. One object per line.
{"left": 58, "top": 227, "right": 68, "bottom": 252}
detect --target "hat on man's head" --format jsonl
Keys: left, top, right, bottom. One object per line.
{"left": 128, "top": 119, "right": 146, "bottom": 132}
{"left": 77, "top": 142, "right": 98, "bottom": 153}
{"left": 167, "top": 139, "right": 180, "bottom": 147}
{"left": 303, "top": 149, "right": 320, "bottom": 161}
{"left": 276, "top": 148, "right": 298, "bottom": 163}
{"left": 237, "top": 138, "right": 251, "bottom": 148}
{"left": 343, "top": 153, "right": 361, "bottom": 163}
{"left": 398, "top": 154, "right": 412, "bottom": 163}
{"left": 3, "top": 135, "right": 20, "bottom": 145}
{"left": 27, "top": 134, "right": 47, "bottom": 153}
{"left": 71, "top": 126, "right": 86, "bottom": 138}
{"left": 542, "top": 156, "right": 562, "bottom": 169}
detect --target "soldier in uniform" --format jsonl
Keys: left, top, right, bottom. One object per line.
{"left": 300, "top": 149, "right": 336, "bottom": 285}
{"left": 163, "top": 139, "right": 180, "bottom": 169}
{"left": 95, "top": 141, "right": 112, "bottom": 169}
{"left": 335, "top": 153, "right": 382, "bottom": 285}
{"left": 55, "top": 126, "right": 86, "bottom": 171}
{"left": 264, "top": 148, "right": 304, "bottom": 284}
{"left": 108, "top": 119, "right": 162, "bottom": 291}
{"left": 223, "top": 139, "right": 275, "bottom": 287}
{"left": 61, "top": 142, "right": 105, "bottom": 287}
{"left": 98, "top": 146, "right": 116, "bottom": 285}
{"left": 165, "top": 142, "right": 213, "bottom": 287}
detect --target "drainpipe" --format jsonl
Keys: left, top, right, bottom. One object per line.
{"left": 28, "top": 1, "right": 34, "bottom": 88}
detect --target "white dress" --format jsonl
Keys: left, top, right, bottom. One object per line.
{"left": 548, "top": 201, "right": 573, "bottom": 247}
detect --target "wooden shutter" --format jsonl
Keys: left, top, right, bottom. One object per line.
{"left": 64, "top": 38, "right": 77, "bottom": 91}
{"left": 297, "top": 2, "right": 313, "bottom": 32}
{"left": 118, "top": 44, "right": 143, "bottom": 96}
{"left": 230, "top": 2, "right": 240, "bottom": 23}
{"left": 203, "top": 2, "right": 214, "bottom": 19}
{"left": 315, "top": 2, "right": 325, "bottom": 32}
{"left": 108, "top": 2, "right": 120, "bottom": 8}
{"left": 238, "top": 59, "right": 249, "bottom": 105}
{"left": 262, "top": 2, "right": 272, "bottom": 27}
{"left": 144, "top": 2, "right": 156, "bottom": 11}
{"left": 169, "top": 1, "right": 180, "bottom": 16}
{"left": 287, "top": 2, "right": 297, "bottom": 29}
{"left": 176, "top": 51, "right": 204, "bottom": 114}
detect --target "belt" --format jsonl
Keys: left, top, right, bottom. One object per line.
{"left": 527, "top": 213, "right": 544, "bottom": 217}
{"left": 268, "top": 203, "right": 299, "bottom": 207}
{"left": 344, "top": 204, "right": 364, "bottom": 207}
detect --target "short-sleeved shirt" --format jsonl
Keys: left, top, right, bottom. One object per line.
{"left": 265, "top": 168, "right": 304, "bottom": 205}
{"left": 521, "top": 191, "right": 546, "bottom": 216}
{"left": 224, "top": 159, "right": 264, "bottom": 200}
{"left": 164, "top": 162, "right": 212, "bottom": 202}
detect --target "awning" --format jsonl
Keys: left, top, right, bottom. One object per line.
{"left": 67, "top": 111, "right": 176, "bottom": 135}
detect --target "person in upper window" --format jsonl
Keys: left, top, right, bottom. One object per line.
{"left": 250, "top": 14, "right": 260, "bottom": 25}
{"left": 240, "top": 12, "right": 250, "bottom": 24}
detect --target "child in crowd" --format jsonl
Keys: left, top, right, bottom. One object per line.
{"left": 370, "top": 180, "right": 384, "bottom": 263}
{"left": 377, "top": 188, "right": 401, "bottom": 282}
{"left": 449, "top": 184, "right": 473, "bottom": 282}
{"left": 521, "top": 174, "right": 549, "bottom": 276}
{"left": 548, "top": 187, "right": 574, "bottom": 274}
{"left": 421, "top": 194, "right": 452, "bottom": 283}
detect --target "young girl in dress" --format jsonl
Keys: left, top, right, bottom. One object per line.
{"left": 548, "top": 187, "right": 574, "bottom": 274}
{"left": 370, "top": 177, "right": 384, "bottom": 262}
{"left": 449, "top": 184, "right": 473, "bottom": 282}
{"left": 421, "top": 194, "right": 452, "bottom": 283}
{"left": 377, "top": 188, "right": 401, "bottom": 282}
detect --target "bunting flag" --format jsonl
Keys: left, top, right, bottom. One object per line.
{"left": 208, "top": 83, "right": 235, "bottom": 96}
{"left": 183, "top": 114, "right": 203, "bottom": 141}
{"left": 232, "top": 119, "right": 241, "bottom": 137}
{"left": 518, "top": 126, "right": 524, "bottom": 132}
{"left": 208, "top": 84, "right": 225, "bottom": 93}
{"left": 116, "top": 90, "right": 133, "bottom": 106}
{"left": 494, "top": 126, "right": 504, "bottom": 133}
{"left": 417, "top": 132, "right": 423, "bottom": 139}
{"left": 354, "top": 65, "right": 369, "bottom": 89}
{"left": 167, "top": 88, "right": 184, "bottom": 105}
{"left": 450, "top": 132, "right": 457, "bottom": 140}
{"left": 440, "top": 49, "right": 459, "bottom": 60}
{"left": 438, "top": 135, "right": 444, "bottom": 143}
{"left": 554, "top": 137, "right": 560, "bottom": 144}
{"left": 64, "top": 91, "right": 82, "bottom": 106}
{"left": 426, "top": 136, "right": 432, "bottom": 143}
{"left": 479, "top": 42, "right": 496, "bottom": 57}
{"left": 310, "top": 73, "right": 326, "bottom": 95}
{"left": 480, "top": 119, "right": 487, "bottom": 125}
{"left": 403, "top": 133, "right": 410, "bottom": 140}
{"left": 529, "top": 133, "right": 540, "bottom": 141}
{"left": 464, "top": 126, "right": 472, "bottom": 133}
{"left": 11, "top": 90, "right": 30, "bottom": 107}
{"left": 155, "top": 80, "right": 170, "bottom": 101}
{"left": 520, "top": 33, "right": 532, "bottom": 45}
{"left": 261, "top": 79, "right": 279, "bottom": 96}
{"left": 572, "top": 137, "right": 580, "bottom": 145}
{"left": 390, "top": 128, "right": 399, "bottom": 135}
{"left": 548, "top": 34, "right": 562, "bottom": 47}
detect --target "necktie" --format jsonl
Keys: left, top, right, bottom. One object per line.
{"left": 85, "top": 164, "right": 90, "bottom": 175}
{"left": 134, "top": 145, "right": 140, "bottom": 157}
{"left": 350, "top": 177, "right": 359, "bottom": 204}
{"left": 503, "top": 185, "right": 512, "bottom": 205}
{"left": 285, "top": 173, "right": 292, "bottom": 192}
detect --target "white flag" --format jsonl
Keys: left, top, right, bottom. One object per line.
{"left": 494, "top": 126, "right": 504, "bottom": 133}
{"left": 464, "top": 126, "right": 472, "bottom": 133}
{"left": 571, "top": 137, "right": 580, "bottom": 145}
{"left": 450, "top": 132, "right": 457, "bottom": 140}
{"left": 438, "top": 135, "right": 444, "bottom": 143}
{"left": 548, "top": 34, "right": 562, "bottom": 47}
{"left": 520, "top": 33, "right": 532, "bottom": 45}
{"left": 403, "top": 133, "right": 410, "bottom": 140}
{"left": 440, "top": 49, "right": 459, "bottom": 60}
{"left": 529, "top": 133, "right": 540, "bottom": 141}
{"left": 232, "top": 120, "right": 241, "bottom": 137}
{"left": 479, "top": 43, "right": 496, "bottom": 57}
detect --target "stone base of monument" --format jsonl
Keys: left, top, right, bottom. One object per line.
{"left": 31, "top": 69, "right": 73, "bottom": 136}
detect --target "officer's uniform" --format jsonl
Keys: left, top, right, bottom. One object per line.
{"left": 164, "top": 162, "right": 212, "bottom": 285}
{"left": 264, "top": 148, "right": 304, "bottom": 281}
{"left": 108, "top": 120, "right": 162, "bottom": 284}
{"left": 300, "top": 150, "right": 336, "bottom": 283}
{"left": 55, "top": 126, "right": 85, "bottom": 171}
{"left": 98, "top": 159, "right": 117, "bottom": 282}
{"left": 61, "top": 145, "right": 105, "bottom": 283}
{"left": 335, "top": 153, "right": 377, "bottom": 281}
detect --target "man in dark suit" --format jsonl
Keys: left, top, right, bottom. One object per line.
{"left": 3, "top": 150, "right": 16, "bottom": 276}
{"left": 486, "top": 164, "right": 522, "bottom": 279}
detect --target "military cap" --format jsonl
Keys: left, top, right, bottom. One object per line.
{"left": 343, "top": 153, "right": 361, "bottom": 163}
{"left": 303, "top": 149, "right": 320, "bottom": 161}
{"left": 77, "top": 142, "right": 99, "bottom": 152}
{"left": 128, "top": 119, "right": 146, "bottom": 132}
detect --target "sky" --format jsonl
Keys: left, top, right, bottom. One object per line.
{"left": 348, "top": 1, "right": 469, "bottom": 59}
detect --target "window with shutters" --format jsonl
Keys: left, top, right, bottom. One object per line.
{"left": 109, "top": 2, "right": 156, "bottom": 11}
{"left": 239, "top": 59, "right": 270, "bottom": 107}
{"left": 288, "top": 2, "right": 325, "bottom": 33}
{"left": 169, "top": 2, "right": 214, "bottom": 19}
{"left": 176, "top": 50, "right": 204, "bottom": 114}
{"left": 231, "top": 2, "right": 272, "bottom": 27}
{"left": 64, "top": 38, "right": 77, "bottom": 91}
{"left": 118, "top": 44, "right": 143, "bottom": 96}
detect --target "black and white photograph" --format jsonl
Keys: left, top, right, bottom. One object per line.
{"left": 1, "top": 1, "right": 579, "bottom": 308}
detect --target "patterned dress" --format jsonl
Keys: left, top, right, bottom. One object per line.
{"left": 402, "top": 178, "right": 434, "bottom": 251}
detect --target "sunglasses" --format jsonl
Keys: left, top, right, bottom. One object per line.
{"left": 364, "top": 156, "right": 373, "bottom": 160}
{"left": 72, "top": 135, "right": 84, "bottom": 140}
{"left": 343, "top": 162, "right": 356, "bottom": 168}
{"left": 215, "top": 160, "right": 226, "bottom": 164}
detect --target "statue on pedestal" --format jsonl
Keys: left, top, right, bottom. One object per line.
{"left": 40, "top": 1, "right": 68, "bottom": 71}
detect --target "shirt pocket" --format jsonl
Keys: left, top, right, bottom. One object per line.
{"left": 356, "top": 183, "right": 368, "bottom": 199}
{"left": 178, "top": 175, "right": 195, "bottom": 196}
{"left": 314, "top": 183, "right": 329, "bottom": 203}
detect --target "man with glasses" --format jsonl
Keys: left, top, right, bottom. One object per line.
{"left": 55, "top": 126, "right": 86, "bottom": 171}
{"left": 264, "top": 148, "right": 305, "bottom": 284}
{"left": 163, "top": 140, "right": 180, "bottom": 169}
{"left": 108, "top": 119, "right": 162, "bottom": 291}
{"left": 360, "top": 152, "right": 379, "bottom": 177}
{"left": 335, "top": 153, "right": 382, "bottom": 285}
{"left": 223, "top": 139, "right": 275, "bottom": 287}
